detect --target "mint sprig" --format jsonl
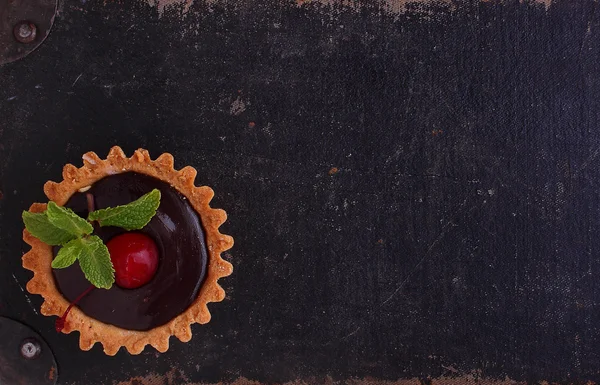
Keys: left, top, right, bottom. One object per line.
{"left": 47, "top": 202, "right": 93, "bottom": 236}
{"left": 75, "top": 236, "right": 115, "bottom": 289}
{"left": 23, "top": 189, "right": 161, "bottom": 289}
{"left": 88, "top": 189, "right": 161, "bottom": 231}
{"left": 51, "top": 238, "right": 82, "bottom": 268}
{"left": 23, "top": 211, "right": 77, "bottom": 246}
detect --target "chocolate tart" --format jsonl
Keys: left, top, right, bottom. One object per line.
{"left": 22, "top": 146, "right": 234, "bottom": 355}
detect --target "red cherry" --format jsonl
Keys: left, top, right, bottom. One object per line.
{"left": 106, "top": 232, "right": 159, "bottom": 289}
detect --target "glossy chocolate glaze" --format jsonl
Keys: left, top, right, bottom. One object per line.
{"left": 52, "top": 172, "right": 208, "bottom": 331}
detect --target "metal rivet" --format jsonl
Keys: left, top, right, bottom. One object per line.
{"left": 20, "top": 338, "right": 42, "bottom": 359}
{"left": 13, "top": 21, "right": 37, "bottom": 44}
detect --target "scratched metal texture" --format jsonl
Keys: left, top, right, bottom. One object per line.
{"left": 1, "top": 0, "right": 600, "bottom": 384}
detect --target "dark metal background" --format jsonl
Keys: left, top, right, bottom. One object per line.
{"left": 0, "top": 0, "right": 57, "bottom": 65}
{"left": 0, "top": 317, "right": 58, "bottom": 385}
{"left": 1, "top": 0, "right": 600, "bottom": 384}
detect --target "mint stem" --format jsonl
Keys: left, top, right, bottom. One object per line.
{"left": 86, "top": 193, "right": 95, "bottom": 214}
{"left": 55, "top": 284, "right": 95, "bottom": 333}
{"left": 86, "top": 192, "right": 98, "bottom": 232}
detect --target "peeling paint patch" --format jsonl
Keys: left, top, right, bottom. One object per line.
{"left": 146, "top": 0, "right": 194, "bottom": 16}
{"left": 230, "top": 96, "right": 247, "bottom": 116}
{"left": 142, "top": 0, "right": 550, "bottom": 19}
{"left": 113, "top": 371, "right": 592, "bottom": 385}
{"left": 115, "top": 373, "right": 263, "bottom": 385}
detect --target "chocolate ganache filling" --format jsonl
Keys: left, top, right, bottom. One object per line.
{"left": 52, "top": 172, "right": 208, "bottom": 331}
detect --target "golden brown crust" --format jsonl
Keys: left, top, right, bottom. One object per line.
{"left": 22, "top": 146, "right": 234, "bottom": 356}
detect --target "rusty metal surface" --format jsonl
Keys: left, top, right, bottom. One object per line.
{"left": 0, "top": 0, "right": 57, "bottom": 65}
{"left": 0, "top": 317, "right": 58, "bottom": 385}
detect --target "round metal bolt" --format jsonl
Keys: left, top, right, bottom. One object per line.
{"left": 13, "top": 21, "right": 37, "bottom": 44}
{"left": 20, "top": 338, "right": 42, "bottom": 359}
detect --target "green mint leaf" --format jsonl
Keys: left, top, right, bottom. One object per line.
{"left": 51, "top": 238, "right": 82, "bottom": 269}
{"left": 46, "top": 202, "right": 93, "bottom": 237}
{"left": 22, "top": 211, "right": 78, "bottom": 246}
{"left": 76, "top": 236, "right": 115, "bottom": 289}
{"left": 88, "top": 189, "right": 161, "bottom": 231}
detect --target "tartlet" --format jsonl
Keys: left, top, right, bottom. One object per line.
{"left": 22, "top": 146, "right": 234, "bottom": 355}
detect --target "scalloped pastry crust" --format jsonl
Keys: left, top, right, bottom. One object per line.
{"left": 22, "top": 146, "right": 234, "bottom": 355}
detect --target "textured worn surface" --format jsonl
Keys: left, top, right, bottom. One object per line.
{"left": 1, "top": 0, "right": 600, "bottom": 384}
